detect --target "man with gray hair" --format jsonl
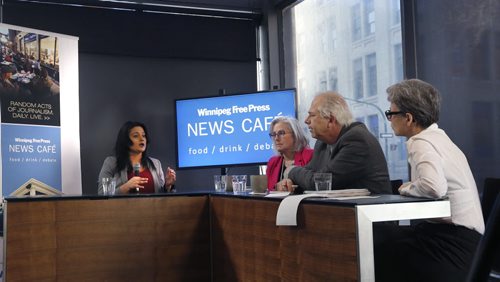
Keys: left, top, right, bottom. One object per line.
{"left": 278, "top": 91, "right": 391, "bottom": 194}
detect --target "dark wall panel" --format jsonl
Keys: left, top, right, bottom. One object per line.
{"left": 1, "top": 2, "right": 260, "bottom": 194}
{"left": 2, "top": 1, "right": 257, "bottom": 61}
{"left": 80, "top": 54, "right": 257, "bottom": 194}
{"left": 413, "top": 0, "right": 500, "bottom": 189}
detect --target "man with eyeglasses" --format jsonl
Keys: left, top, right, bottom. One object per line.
{"left": 276, "top": 91, "right": 391, "bottom": 194}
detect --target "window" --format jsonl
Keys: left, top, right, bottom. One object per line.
{"left": 364, "top": 0, "right": 375, "bottom": 36}
{"left": 328, "top": 67, "right": 338, "bottom": 91}
{"left": 394, "top": 44, "right": 403, "bottom": 81}
{"left": 392, "top": 0, "right": 401, "bottom": 25}
{"left": 366, "top": 53, "right": 377, "bottom": 96}
{"left": 283, "top": 0, "right": 408, "bottom": 181}
{"left": 367, "top": 114, "right": 379, "bottom": 137}
{"left": 330, "top": 18, "right": 337, "bottom": 50}
{"left": 40, "top": 36, "right": 58, "bottom": 67}
{"left": 319, "top": 23, "right": 328, "bottom": 55}
{"left": 351, "top": 4, "right": 362, "bottom": 42}
{"left": 318, "top": 70, "right": 327, "bottom": 92}
{"left": 353, "top": 58, "right": 363, "bottom": 99}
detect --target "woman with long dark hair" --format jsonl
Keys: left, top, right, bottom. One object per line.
{"left": 98, "top": 121, "right": 176, "bottom": 194}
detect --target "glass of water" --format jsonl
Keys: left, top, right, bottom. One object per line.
{"left": 102, "top": 177, "right": 116, "bottom": 195}
{"left": 231, "top": 175, "right": 247, "bottom": 195}
{"left": 313, "top": 173, "right": 332, "bottom": 191}
{"left": 213, "top": 175, "right": 227, "bottom": 192}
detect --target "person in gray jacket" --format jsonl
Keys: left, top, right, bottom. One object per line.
{"left": 277, "top": 92, "right": 391, "bottom": 194}
{"left": 98, "top": 121, "right": 176, "bottom": 194}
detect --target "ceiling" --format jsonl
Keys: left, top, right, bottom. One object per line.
{"left": 5, "top": 0, "right": 274, "bottom": 20}
{"left": 120, "top": 0, "right": 265, "bottom": 11}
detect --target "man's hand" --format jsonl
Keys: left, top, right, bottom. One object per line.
{"left": 276, "top": 179, "right": 295, "bottom": 192}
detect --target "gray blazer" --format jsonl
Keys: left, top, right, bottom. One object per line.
{"left": 98, "top": 156, "right": 166, "bottom": 194}
{"left": 288, "top": 122, "right": 391, "bottom": 194}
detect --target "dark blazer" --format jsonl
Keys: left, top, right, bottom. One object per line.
{"left": 288, "top": 122, "right": 391, "bottom": 194}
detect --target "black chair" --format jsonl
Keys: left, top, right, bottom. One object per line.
{"left": 467, "top": 193, "right": 500, "bottom": 282}
{"left": 390, "top": 179, "right": 403, "bottom": 195}
{"left": 481, "top": 177, "right": 500, "bottom": 280}
{"left": 482, "top": 178, "right": 500, "bottom": 223}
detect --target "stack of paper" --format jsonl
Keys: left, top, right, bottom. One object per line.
{"left": 304, "top": 188, "right": 370, "bottom": 197}
{"left": 264, "top": 191, "right": 290, "bottom": 197}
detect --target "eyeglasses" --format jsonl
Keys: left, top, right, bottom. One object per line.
{"left": 269, "top": 130, "right": 289, "bottom": 139}
{"left": 384, "top": 110, "right": 405, "bottom": 121}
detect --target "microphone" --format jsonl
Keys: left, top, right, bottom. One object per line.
{"left": 133, "top": 163, "right": 141, "bottom": 176}
{"left": 131, "top": 163, "right": 141, "bottom": 193}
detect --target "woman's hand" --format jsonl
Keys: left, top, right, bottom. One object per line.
{"left": 165, "top": 167, "right": 176, "bottom": 190}
{"left": 118, "top": 176, "right": 148, "bottom": 193}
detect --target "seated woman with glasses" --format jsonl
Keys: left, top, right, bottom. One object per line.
{"left": 266, "top": 116, "right": 313, "bottom": 191}
{"left": 375, "top": 79, "right": 484, "bottom": 282}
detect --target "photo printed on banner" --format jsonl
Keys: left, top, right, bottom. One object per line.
{"left": 0, "top": 27, "right": 60, "bottom": 126}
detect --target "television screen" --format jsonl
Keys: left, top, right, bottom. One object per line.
{"left": 175, "top": 89, "right": 297, "bottom": 169}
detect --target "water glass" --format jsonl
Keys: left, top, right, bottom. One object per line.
{"left": 102, "top": 177, "right": 116, "bottom": 195}
{"left": 313, "top": 173, "right": 332, "bottom": 191}
{"left": 213, "top": 175, "right": 227, "bottom": 192}
{"left": 231, "top": 175, "right": 247, "bottom": 195}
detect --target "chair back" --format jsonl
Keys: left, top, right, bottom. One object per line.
{"left": 482, "top": 178, "right": 500, "bottom": 223}
{"left": 390, "top": 179, "right": 403, "bottom": 195}
{"left": 467, "top": 193, "right": 500, "bottom": 282}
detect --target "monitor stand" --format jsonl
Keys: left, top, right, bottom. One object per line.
{"left": 221, "top": 167, "right": 228, "bottom": 176}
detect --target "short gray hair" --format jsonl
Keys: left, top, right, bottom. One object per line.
{"left": 316, "top": 92, "right": 354, "bottom": 127}
{"left": 269, "top": 116, "right": 309, "bottom": 152}
{"left": 386, "top": 79, "right": 441, "bottom": 128}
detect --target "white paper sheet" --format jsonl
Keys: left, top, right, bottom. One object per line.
{"left": 329, "top": 195, "right": 379, "bottom": 200}
{"left": 276, "top": 194, "right": 322, "bottom": 226}
{"left": 265, "top": 192, "right": 290, "bottom": 198}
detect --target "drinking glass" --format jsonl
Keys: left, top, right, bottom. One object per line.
{"left": 231, "top": 175, "right": 247, "bottom": 195}
{"left": 213, "top": 175, "right": 227, "bottom": 192}
{"left": 102, "top": 177, "right": 116, "bottom": 195}
{"left": 313, "top": 173, "right": 332, "bottom": 191}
